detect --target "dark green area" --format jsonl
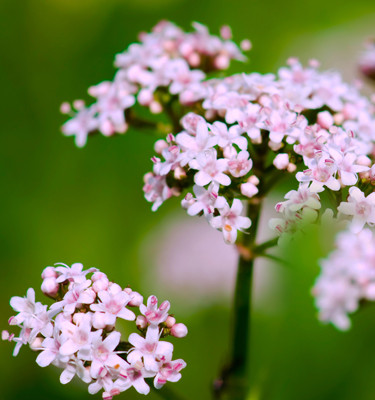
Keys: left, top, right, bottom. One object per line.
{"left": 1, "top": 1, "right": 375, "bottom": 399}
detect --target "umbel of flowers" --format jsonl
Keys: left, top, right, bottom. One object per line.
{"left": 60, "top": 21, "right": 375, "bottom": 337}
{"left": 2, "top": 263, "right": 187, "bottom": 400}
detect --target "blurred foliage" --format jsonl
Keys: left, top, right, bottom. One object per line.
{"left": 1, "top": 0, "right": 375, "bottom": 399}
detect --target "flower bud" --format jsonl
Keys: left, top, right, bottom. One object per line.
{"left": 60, "top": 102, "right": 71, "bottom": 114}
{"left": 41, "top": 277, "right": 59, "bottom": 297}
{"left": 273, "top": 153, "right": 289, "bottom": 170}
{"left": 171, "top": 323, "right": 188, "bottom": 338}
{"left": 240, "top": 39, "right": 252, "bottom": 51}
{"left": 137, "top": 89, "right": 153, "bottom": 106}
{"left": 1, "top": 330, "right": 10, "bottom": 341}
{"left": 150, "top": 101, "right": 162, "bottom": 114}
{"left": 154, "top": 139, "right": 168, "bottom": 154}
{"left": 287, "top": 163, "right": 297, "bottom": 173}
{"left": 93, "top": 277, "right": 109, "bottom": 292}
{"left": 240, "top": 182, "right": 258, "bottom": 198}
{"left": 92, "top": 271, "right": 107, "bottom": 282}
{"left": 41, "top": 266, "right": 57, "bottom": 279}
{"left": 128, "top": 291, "right": 143, "bottom": 307}
{"left": 136, "top": 315, "right": 148, "bottom": 330}
{"left": 165, "top": 316, "right": 176, "bottom": 328}
{"left": 214, "top": 54, "right": 230, "bottom": 70}
{"left": 317, "top": 111, "right": 334, "bottom": 129}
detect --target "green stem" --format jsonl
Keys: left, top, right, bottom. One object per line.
{"left": 215, "top": 201, "right": 261, "bottom": 400}
{"left": 257, "top": 252, "right": 289, "bottom": 266}
{"left": 253, "top": 237, "right": 278, "bottom": 254}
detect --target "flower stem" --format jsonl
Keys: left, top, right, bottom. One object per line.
{"left": 214, "top": 201, "right": 261, "bottom": 400}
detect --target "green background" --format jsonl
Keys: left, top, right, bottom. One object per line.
{"left": 1, "top": 0, "right": 375, "bottom": 399}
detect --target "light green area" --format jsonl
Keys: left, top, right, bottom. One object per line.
{"left": 1, "top": 1, "right": 375, "bottom": 399}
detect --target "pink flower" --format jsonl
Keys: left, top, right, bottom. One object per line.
{"left": 55, "top": 262, "right": 97, "bottom": 284}
{"left": 183, "top": 183, "right": 218, "bottom": 216}
{"left": 128, "top": 326, "right": 173, "bottom": 372}
{"left": 337, "top": 187, "right": 375, "bottom": 233}
{"left": 154, "top": 358, "right": 187, "bottom": 389}
{"left": 227, "top": 150, "right": 252, "bottom": 177}
{"left": 140, "top": 296, "right": 170, "bottom": 326}
{"left": 210, "top": 198, "right": 251, "bottom": 244}
{"left": 90, "top": 287, "right": 135, "bottom": 326}
{"left": 189, "top": 149, "right": 231, "bottom": 186}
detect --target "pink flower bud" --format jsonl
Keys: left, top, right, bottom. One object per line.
{"left": 214, "top": 54, "right": 230, "bottom": 70}
{"left": 93, "top": 278, "right": 109, "bottom": 292}
{"left": 92, "top": 271, "right": 108, "bottom": 282}
{"left": 150, "top": 101, "right": 162, "bottom": 114}
{"left": 154, "top": 139, "right": 168, "bottom": 154}
{"left": 220, "top": 25, "right": 232, "bottom": 40}
{"left": 248, "top": 175, "right": 260, "bottom": 185}
{"left": 137, "top": 89, "right": 153, "bottom": 106}
{"left": 73, "top": 99, "right": 85, "bottom": 110}
{"left": 60, "top": 102, "right": 71, "bottom": 114}
{"left": 287, "top": 163, "right": 297, "bottom": 173}
{"left": 136, "top": 315, "right": 148, "bottom": 330}
{"left": 187, "top": 52, "right": 200, "bottom": 67}
{"left": 317, "top": 111, "right": 334, "bottom": 129}
{"left": 273, "top": 153, "right": 289, "bottom": 170}
{"left": 165, "top": 316, "right": 176, "bottom": 328}
{"left": 171, "top": 323, "right": 188, "bottom": 338}
{"left": 41, "top": 266, "right": 57, "bottom": 279}
{"left": 240, "top": 39, "right": 252, "bottom": 51}
{"left": 41, "top": 277, "right": 59, "bottom": 296}
{"left": 128, "top": 291, "right": 143, "bottom": 307}
{"left": 240, "top": 182, "right": 258, "bottom": 198}
{"left": 1, "top": 330, "right": 10, "bottom": 341}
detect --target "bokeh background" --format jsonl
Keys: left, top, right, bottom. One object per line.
{"left": 1, "top": 1, "right": 375, "bottom": 399}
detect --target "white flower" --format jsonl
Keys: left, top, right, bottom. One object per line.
{"left": 337, "top": 187, "right": 375, "bottom": 233}
{"left": 140, "top": 296, "right": 170, "bottom": 326}
{"left": 128, "top": 326, "right": 173, "bottom": 372}
{"left": 210, "top": 198, "right": 251, "bottom": 244}
{"left": 227, "top": 150, "right": 252, "bottom": 177}
{"left": 154, "top": 358, "right": 187, "bottom": 389}
{"left": 189, "top": 148, "right": 231, "bottom": 186}
{"left": 183, "top": 183, "right": 218, "bottom": 216}
{"left": 90, "top": 288, "right": 135, "bottom": 326}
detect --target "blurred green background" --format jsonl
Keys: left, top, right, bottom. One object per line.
{"left": 1, "top": 0, "right": 375, "bottom": 399}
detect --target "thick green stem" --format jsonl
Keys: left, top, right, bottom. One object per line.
{"left": 215, "top": 201, "right": 261, "bottom": 400}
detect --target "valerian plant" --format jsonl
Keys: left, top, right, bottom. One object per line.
{"left": 4, "top": 20, "right": 375, "bottom": 400}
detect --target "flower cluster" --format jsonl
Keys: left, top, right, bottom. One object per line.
{"left": 313, "top": 229, "right": 375, "bottom": 330}
{"left": 144, "top": 57, "right": 375, "bottom": 243}
{"left": 3, "top": 263, "right": 187, "bottom": 399}
{"left": 61, "top": 21, "right": 247, "bottom": 147}
{"left": 359, "top": 38, "right": 375, "bottom": 81}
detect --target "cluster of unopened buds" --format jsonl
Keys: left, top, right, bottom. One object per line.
{"left": 2, "top": 263, "right": 187, "bottom": 399}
